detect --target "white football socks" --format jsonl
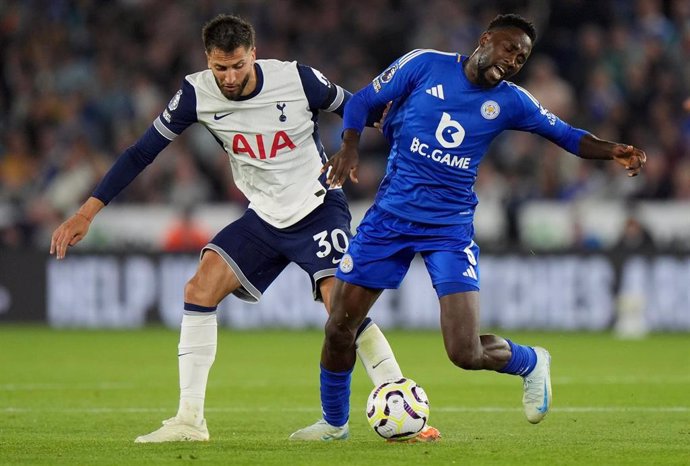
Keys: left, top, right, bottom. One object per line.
{"left": 173, "top": 315, "right": 398, "bottom": 425}
{"left": 355, "top": 322, "right": 403, "bottom": 385}
{"left": 176, "top": 313, "right": 217, "bottom": 426}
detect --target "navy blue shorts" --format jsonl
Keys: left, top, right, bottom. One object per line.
{"left": 336, "top": 204, "right": 480, "bottom": 298}
{"left": 203, "top": 190, "right": 352, "bottom": 303}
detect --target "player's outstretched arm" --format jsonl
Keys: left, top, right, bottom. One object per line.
{"left": 578, "top": 134, "right": 647, "bottom": 177}
{"left": 50, "top": 196, "right": 105, "bottom": 259}
{"left": 322, "top": 129, "right": 361, "bottom": 187}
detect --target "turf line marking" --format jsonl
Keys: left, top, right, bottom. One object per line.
{"left": 437, "top": 406, "right": 690, "bottom": 413}
{"left": 0, "top": 383, "right": 135, "bottom": 391}
{"left": 2, "top": 406, "right": 688, "bottom": 414}
{"left": 2, "top": 375, "right": 689, "bottom": 391}
{"left": 553, "top": 375, "right": 690, "bottom": 384}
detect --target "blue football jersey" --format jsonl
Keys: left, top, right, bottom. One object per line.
{"left": 343, "top": 49, "right": 588, "bottom": 225}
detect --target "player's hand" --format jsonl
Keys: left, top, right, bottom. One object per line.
{"left": 612, "top": 144, "right": 647, "bottom": 177}
{"left": 322, "top": 145, "right": 359, "bottom": 187}
{"left": 50, "top": 213, "right": 91, "bottom": 259}
{"left": 373, "top": 102, "right": 392, "bottom": 133}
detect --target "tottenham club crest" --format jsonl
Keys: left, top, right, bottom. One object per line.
{"left": 339, "top": 254, "right": 354, "bottom": 273}
{"left": 480, "top": 100, "right": 500, "bottom": 120}
{"left": 276, "top": 103, "right": 287, "bottom": 122}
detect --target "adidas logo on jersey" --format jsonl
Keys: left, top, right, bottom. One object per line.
{"left": 426, "top": 84, "right": 445, "bottom": 100}
{"left": 462, "top": 265, "right": 477, "bottom": 280}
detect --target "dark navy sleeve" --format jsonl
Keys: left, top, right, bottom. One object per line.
{"left": 297, "top": 63, "right": 349, "bottom": 115}
{"left": 91, "top": 79, "right": 198, "bottom": 204}
{"left": 153, "top": 78, "right": 198, "bottom": 140}
{"left": 297, "top": 63, "right": 385, "bottom": 126}
{"left": 508, "top": 83, "right": 589, "bottom": 155}
{"left": 91, "top": 126, "right": 171, "bottom": 204}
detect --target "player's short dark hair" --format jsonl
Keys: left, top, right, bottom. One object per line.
{"left": 487, "top": 14, "right": 537, "bottom": 43}
{"left": 202, "top": 14, "right": 255, "bottom": 53}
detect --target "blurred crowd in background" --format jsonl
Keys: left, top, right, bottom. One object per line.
{"left": 1, "top": 0, "right": 689, "bottom": 250}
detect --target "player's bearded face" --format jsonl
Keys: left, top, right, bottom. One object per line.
{"left": 475, "top": 29, "right": 532, "bottom": 87}
{"left": 207, "top": 46, "right": 257, "bottom": 100}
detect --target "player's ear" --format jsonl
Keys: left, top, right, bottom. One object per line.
{"left": 479, "top": 31, "right": 491, "bottom": 47}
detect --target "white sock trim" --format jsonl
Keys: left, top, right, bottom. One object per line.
{"left": 355, "top": 323, "right": 403, "bottom": 386}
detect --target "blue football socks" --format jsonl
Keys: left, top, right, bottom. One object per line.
{"left": 319, "top": 318, "right": 371, "bottom": 427}
{"left": 320, "top": 365, "right": 352, "bottom": 427}
{"left": 498, "top": 339, "right": 537, "bottom": 376}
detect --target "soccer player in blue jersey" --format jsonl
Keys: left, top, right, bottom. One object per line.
{"left": 49, "top": 14, "right": 439, "bottom": 443}
{"left": 293, "top": 13, "right": 647, "bottom": 437}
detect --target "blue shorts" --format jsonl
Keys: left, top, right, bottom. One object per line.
{"left": 204, "top": 190, "right": 351, "bottom": 303}
{"left": 336, "top": 204, "right": 479, "bottom": 298}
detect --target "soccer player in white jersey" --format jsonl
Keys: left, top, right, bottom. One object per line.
{"left": 49, "top": 14, "right": 440, "bottom": 443}
{"left": 294, "top": 13, "right": 646, "bottom": 436}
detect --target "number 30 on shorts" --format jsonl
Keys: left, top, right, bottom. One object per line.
{"left": 312, "top": 229, "right": 349, "bottom": 258}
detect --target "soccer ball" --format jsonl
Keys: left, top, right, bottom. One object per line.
{"left": 366, "top": 378, "right": 430, "bottom": 440}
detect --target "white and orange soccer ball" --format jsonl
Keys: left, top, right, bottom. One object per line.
{"left": 366, "top": 378, "right": 430, "bottom": 441}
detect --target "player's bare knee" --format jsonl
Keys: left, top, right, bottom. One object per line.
{"left": 447, "top": 346, "right": 483, "bottom": 370}
{"left": 184, "top": 275, "right": 217, "bottom": 306}
{"left": 324, "top": 319, "right": 356, "bottom": 353}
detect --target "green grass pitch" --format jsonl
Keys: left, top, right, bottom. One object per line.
{"left": 1, "top": 326, "right": 688, "bottom": 465}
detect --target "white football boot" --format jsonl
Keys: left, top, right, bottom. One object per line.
{"left": 288, "top": 419, "right": 349, "bottom": 441}
{"left": 134, "top": 417, "right": 210, "bottom": 443}
{"left": 522, "top": 347, "right": 552, "bottom": 424}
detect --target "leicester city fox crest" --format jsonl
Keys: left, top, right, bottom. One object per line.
{"left": 480, "top": 100, "right": 500, "bottom": 120}
{"left": 339, "top": 254, "right": 354, "bottom": 273}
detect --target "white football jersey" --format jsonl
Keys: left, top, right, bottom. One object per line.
{"left": 153, "top": 59, "right": 347, "bottom": 228}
